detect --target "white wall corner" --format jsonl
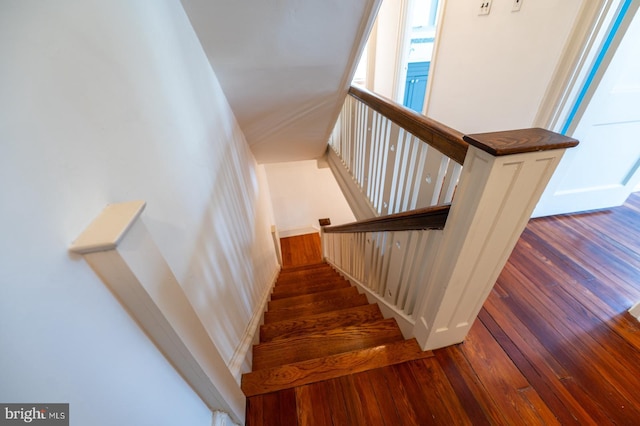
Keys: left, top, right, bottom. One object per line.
{"left": 227, "top": 267, "right": 280, "bottom": 381}
{"left": 630, "top": 302, "right": 640, "bottom": 321}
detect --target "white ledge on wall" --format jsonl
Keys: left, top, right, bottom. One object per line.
{"left": 70, "top": 200, "right": 146, "bottom": 253}
{"left": 630, "top": 302, "right": 640, "bottom": 322}
{"left": 69, "top": 201, "right": 245, "bottom": 424}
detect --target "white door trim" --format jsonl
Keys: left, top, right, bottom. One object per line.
{"left": 534, "top": 0, "right": 627, "bottom": 131}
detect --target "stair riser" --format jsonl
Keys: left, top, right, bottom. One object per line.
{"left": 264, "top": 294, "right": 369, "bottom": 324}
{"left": 279, "top": 265, "right": 334, "bottom": 275}
{"left": 279, "top": 263, "right": 334, "bottom": 272}
{"left": 270, "top": 282, "right": 351, "bottom": 300}
{"left": 280, "top": 263, "right": 333, "bottom": 273}
{"left": 274, "top": 273, "right": 343, "bottom": 286}
{"left": 273, "top": 279, "right": 348, "bottom": 292}
{"left": 268, "top": 287, "right": 359, "bottom": 310}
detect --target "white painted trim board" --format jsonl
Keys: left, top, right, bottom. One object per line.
{"left": 227, "top": 267, "right": 280, "bottom": 382}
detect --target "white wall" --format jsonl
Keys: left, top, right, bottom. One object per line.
{"left": 264, "top": 160, "right": 356, "bottom": 236}
{"left": 0, "top": 1, "right": 277, "bottom": 424}
{"left": 370, "top": 0, "right": 408, "bottom": 100}
{"left": 426, "top": 0, "right": 583, "bottom": 133}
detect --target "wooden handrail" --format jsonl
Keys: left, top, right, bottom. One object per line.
{"left": 349, "top": 85, "right": 468, "bottom": 165}
{"left": 463, "top": 128, "right": 579, "bottom": 156}
{"left": 323, "top": 204, "right": 450, "bottom": 234}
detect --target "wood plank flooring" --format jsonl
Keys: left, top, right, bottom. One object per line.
{"left": 280, "top": 233, "right": 323, "bottom": 268}
{"left": 247, "top": 196, "right": 640, "bottom": 425}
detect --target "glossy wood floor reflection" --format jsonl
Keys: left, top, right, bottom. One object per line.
{"left": 280, "top": 233, "right": 323, "bottom": 268}
{"left": 247, "top": 194, "right": 640, "bottom": 425}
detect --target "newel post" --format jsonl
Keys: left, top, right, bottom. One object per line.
{"left": 413, "top": 128, "right": 578, "bottom": 350}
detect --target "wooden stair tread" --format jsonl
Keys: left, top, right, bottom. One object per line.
{"left": 268, "top": 287, "right": 359, "bottom": 310}
{"left": 271, "top": 280, "right": 351, "bottom": 299}
{"left": 264, "top": 294, "right": 369, "bottom": 324}
{"left": 260, "top": 304, "right": 384, "bottom": 343}
{"left": 278, "top": 265, "right": 340, "bottom": 279}
{"left": 272, "top": 278, "right": 348, "bottom": 292}
{"left": 252, "top": 318, "right": 404, "bottom": 370}
{"left": 242, "top": 339, "right": 433, "bottom": 396}
{"left": 277, "top": 264, "right": 335, "bottom": 276}
{"left": 274, "top": 273, "right": 345, "bottom": 287}
{"left": 280, "top": 262, "right": 331, "bottom": 273}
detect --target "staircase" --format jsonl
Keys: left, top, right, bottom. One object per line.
{"left": 241, "top": 262, "right": 432, "bottom": 401}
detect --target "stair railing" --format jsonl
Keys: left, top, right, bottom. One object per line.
{"left": 323, "top": 85, "right": 579, "bottom": 351}
{"left": 322, "top": 205, "right": 450, "bottom": 338}
{"left": 327, "top": 85, "right": 467, "bottom": 220}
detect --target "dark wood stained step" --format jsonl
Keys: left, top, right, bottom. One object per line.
{"left": 277, "top": 262, "right": 338, "bottom": 273}
{"left": 270, "top": 280, "right": 351, "bottom": 300}
{"left": 274, "top": 271, "right": 343, "bottom": 286}
{"left": 243, "top": 339, "right": 433, "bottom": 396}
{"left": 268, "top": 287, "right": 359, "bottom": 311}
{"left": 264, "top": 294, "right": 369, "bottom": 324}
{"left": 278, "top": 263, "right": 334, "bottom": 274}
{"left": 260, "top": 304, "right": 384, "bottom": 343}
{"left": 278, "top": 265, "right": 335, "bottom": 275}
{"left": 282, "top": 262, "right": 331, "bottom": 272}
{"left": 273, "top": 276, "right": 347, "bottom": 290}
{"left": 252, "top": 318, "right": 404, "bottom": 370}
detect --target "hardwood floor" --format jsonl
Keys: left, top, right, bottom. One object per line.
{"left": 247, "top": 195, "right": 640, "bottom": 425}
{"left": 280, "top": 233, "right": 323, "bottom": 268}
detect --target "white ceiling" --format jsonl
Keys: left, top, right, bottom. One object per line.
{"left": 181, "top": 0, "right": 379, "bottom": 163}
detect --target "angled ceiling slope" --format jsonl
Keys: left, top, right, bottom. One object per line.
{"left": 181, "top": 0, "right": 380, "bottom": 163}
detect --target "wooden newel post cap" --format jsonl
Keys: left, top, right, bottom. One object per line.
{"left": 463, "top": 128, "right": 579, "bottom": 156}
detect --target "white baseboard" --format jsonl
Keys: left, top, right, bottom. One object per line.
{"left": 279, "top": 227, "right": 319, "bottom": 238}
{"left": 227, "top": 267, "right": 280, "bottom": 382}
